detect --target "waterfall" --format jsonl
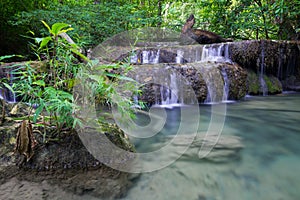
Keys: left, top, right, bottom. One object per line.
{"left": 0, "top": 71, "right": 16, "bottom": 103}
{"left": 142, "top": 50, "right": 160, "bottom": 64}
{"left": 201, "top": 43, "right": 230, "bottom": 62}
{"left": 221, "top": 68, "right": 230, "bottom": 102}
{"left": 199, "top": 43, "right": 233, "bottom": 103}
{"left": 130, "top": 49, "right": 161, "bottom": 64}
{"left": 158, "top": 72, "right": 182, "bottom": 108}
{"left": 176, "top": 50, "right": 184, "bottom": 64}
{"left": 130, "top": 53, "right": 138, "bottom": 63}
{"left": 259, "top": 41, "right": 268, "bottom": 96}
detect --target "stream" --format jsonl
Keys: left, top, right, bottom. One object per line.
{"left": 0, "top": 93, "right": 300, "bottom": 200}
{"left": 123, "top": 93, "right": 300, "bottom": 200}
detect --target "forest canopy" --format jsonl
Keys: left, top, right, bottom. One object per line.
{"left": 0, "top": 0, "right": 299, "bottom": 57}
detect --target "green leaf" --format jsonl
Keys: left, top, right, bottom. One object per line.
{"left": 34, "top": 37, "right": 44, "bottom": 44}
{"left": 32, "top": 80, "right": 45, "bottom": 87}
{"left": 58, "top": 27, "right": 74, "bottom": 35}
{"left": 34, "top": 103, "right": 44, "bottom": 123}
{"left": 2, "top": 82, "right": 14, "bottom": 93}
{"left": 41, "top": 20, "right": 51, "bottom": 34}
{"left": 40, "top": 36, "right": 52, "bottom": 49}
{"left": 51, "top": 23, "right": 71, "bottom": 36}
{"left": 0, "top": 55, "right": 16, "bottom": 61}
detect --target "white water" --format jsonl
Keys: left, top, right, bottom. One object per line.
{"left": 158, "top": 72, "right": 183, "bottom": 108}
{"left": 201, "top": 43, "right": 231, "bottom": 62}
{"left": 199, "top": 44, "right": 234, "bottom": 103}
{"left": 138, "top": 50, "right": 160, "bottom": 64}
{"left": 131, "top": 43, "right": 236, "bottom": 105}
{"left": 176, "top": 49, "right": 184, "bottom": 64}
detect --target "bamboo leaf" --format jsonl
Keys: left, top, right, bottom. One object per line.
{"left": 34, "top": 103, "right": 44, "bottom": 123}
{"left": 41, "top": 20, "right": 51, "bottom": 34}
{"left": 32, "top": 80, "right": 45, "bottom": 87}
{"left": 2, "top": 82, "right": 14, "bottom": 93}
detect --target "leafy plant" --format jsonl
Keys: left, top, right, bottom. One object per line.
{"left": 12, "top": 21, "right": 85, "bottom": 140}
{"left": 75, "top": 60, "right": 144, "bottom": 125}
{"left": 11, "top": 21, "right": 142, "bottom": 142}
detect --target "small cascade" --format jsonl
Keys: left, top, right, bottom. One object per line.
{"left": 130, "top": 53, "right": 138, "bottom": 63}
{"left": 193, "top": 63, "right": 224, "bottom": 104}
{"left": 130, "top": 49, "right": 161, "bottom": 64}
{"left": 201, "top": 43, "right": 230, "bottom": 62}
{"left": 176, "top": 50, "right": 184, "bottom": 64}
{"left": 259, "top": 41, "right": 268, "bottom": 96}
{"left": 142, "top": 50, "right": 160, "bottom": 64}
{"left": 198, "top": 43, "right": 234, "bottom": 103}
{"left": 131, "top": 95, "right": 142, "bottom": 109}
{"left": 0, "top": 71, "right": 16, "bottom": 103}
{"left": 159, "top": 72, "right": 181, "bottom": 107}
{"left": 220, "top": 68, "right": 230, "bottom": 101}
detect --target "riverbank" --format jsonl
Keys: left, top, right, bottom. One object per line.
{"left": 0, "top": 102, "right": 138, "bottom": 199}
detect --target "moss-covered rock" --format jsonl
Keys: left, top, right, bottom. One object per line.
{"left": 247, "top": 70, "right": 260, "bottom": 95}
{"left": 246, "top": 70, "right": 283, "bottom": 95}
{"left": 264, "top": 75, "right": 282, "bottom": 94}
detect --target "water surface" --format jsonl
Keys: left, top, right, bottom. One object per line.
{"left": 124, "top": 93, "right": 300, "bottom": 200}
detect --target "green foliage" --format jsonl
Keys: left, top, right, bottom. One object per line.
{"left": 1, "top": 0, "right": 300, "bottom": 57}
{"left": 263, "top": 75, "right": 282, "bottom": 94}
{"left": 12, "top": 21, "right": 85, "bottom": 132}
{"left": 76, "top": 60, "right": 143, "bottom": 124}
{"left": 162, "top": 0, "right": 299, "bottom": 40}
{"left": 9, "top": 2, "right": 159, "bottom": 50}
{"left": 10, "top": 21, "right": 141, "bottom": 140}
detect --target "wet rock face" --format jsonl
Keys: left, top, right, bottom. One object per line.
{"left": 128, "top": 64, "right": 208, "bottom": 105}
{"left": 128, "top": 62, "right": 247, "bottom": 105}
{"left": 229, "top": 40, "right": 300, "bottom": 82}
{"left": 218, "top": 63, "right": 248, "bottom": 100}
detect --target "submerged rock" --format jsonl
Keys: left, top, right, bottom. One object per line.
{"left": 168, "top": 134, "right": 244, "bottom": 163}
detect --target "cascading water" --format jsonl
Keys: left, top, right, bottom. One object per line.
{"left": 158, "top": 71, "right": 183, "bottom": 108}
{"left": 259, "top": 41, "right": 268, "bottom": 96}
{"left": 199, "top": 43, "right": 233, "bottom": 103}
{"left": 176, "top": 50, "right": 184, "bottom": 64}
{"left": 201, "top": 43, "right": 230, "bottom": 62}
{"left": 141, "top": 50, "right": 160, "bottom": 64}
{"left": 277, "top": 44, "right": 284, "bottom": 80}
{"left": 128, "top": 41, "right": 246, "bottom": 106}
{"left": 130, "top": 49, "right": 161, "bottom": 64}
{"left": 221, "top": 68, "right": 230, "bottom": 102}
{"left": 0, "top": 72, "right": 16, "bottom": 103}
{"left": 195, "top": 63, "right": 224, "bottom": 104}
